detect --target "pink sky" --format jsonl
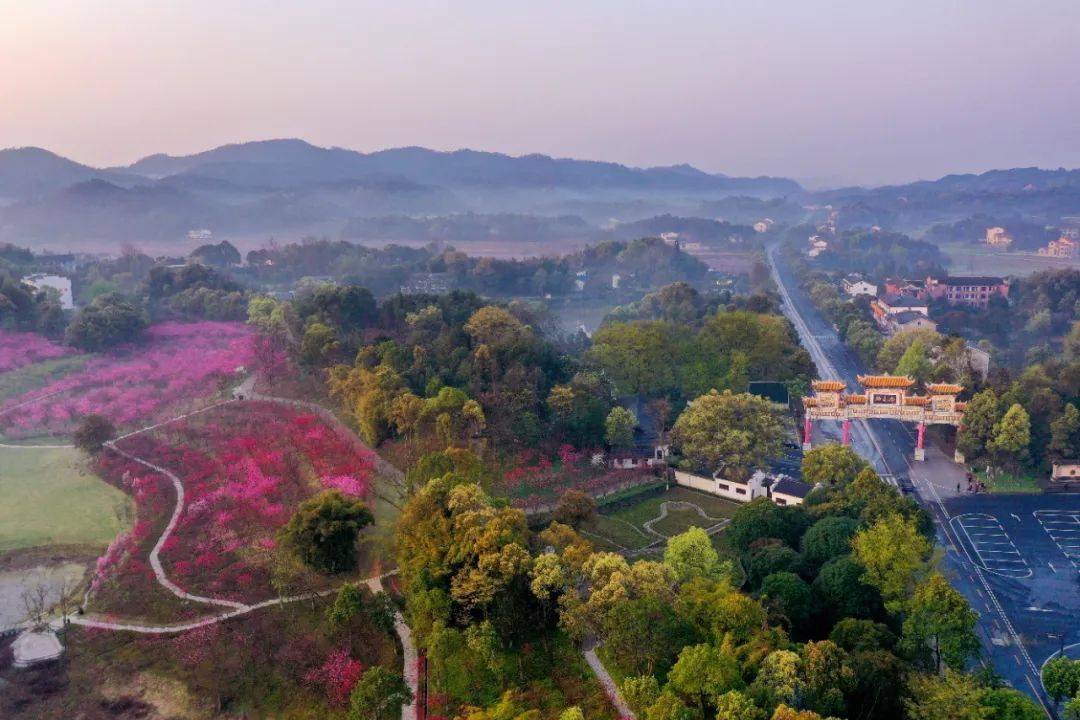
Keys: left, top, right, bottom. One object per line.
{"left": 2, "top": 1, "right": 1078, "bottom": 185}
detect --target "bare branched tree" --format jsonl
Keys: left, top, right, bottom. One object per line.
{"left": 21, "top": 582, "right": 51, "bottom": 629}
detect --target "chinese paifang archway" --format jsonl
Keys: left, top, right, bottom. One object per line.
{"left": 802, "top": 376, "right": 966, "bottom": 462}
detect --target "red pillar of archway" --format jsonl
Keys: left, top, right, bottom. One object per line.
{"left": 841, "top": 419, "right": 851, "bottom": 446}
{"left": 915, "top": 422, "right": 926, "bottom": 461}
{"left": 803, "top": 415, "right": 812, "bottom": 452}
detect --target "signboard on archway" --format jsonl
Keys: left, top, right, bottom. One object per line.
{"left": 802, "top": 376, "right": 965, "bottom": 462}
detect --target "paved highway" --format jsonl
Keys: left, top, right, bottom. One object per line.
{"left": 766, "top": 245, "right": 916, "bottom": 484}
{"left": 766, "top": 245, "right": 1068, "bottom": 717}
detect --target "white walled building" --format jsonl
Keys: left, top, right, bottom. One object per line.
{"left": 842, "top": 277, "right": 878, "bottom": 297}
{"left": 22, "top": 274, "right": 74, "bottom": 310}
{"left": 673, "top": 469, "right": 814, "bottom": 506}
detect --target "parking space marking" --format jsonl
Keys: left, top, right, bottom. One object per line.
{"left": 1034, "top": 510, "right": 1080, "bottom": 568}
{"left": 953, "top": 513, "right": 1032, "bottom": 579}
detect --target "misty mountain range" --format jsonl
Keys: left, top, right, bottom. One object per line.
{"left": 1, "top": 139, "right": 1077, "bottom": 252}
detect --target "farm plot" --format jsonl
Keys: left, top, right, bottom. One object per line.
{"left": 91, "top": 401, "right": 383, "bottom": 618}
{"left": 0, "top": 322, "right": 255, "bottom": 439}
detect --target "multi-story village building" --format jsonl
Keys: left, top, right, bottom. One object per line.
{"left": 883, "top": 278, "right": 928, "bottom": 299}
{"left": 985, "top": 226, "right": 1013, "bottom": 247}
{"left": 870, "top": 295, "right": 937, "bottom": 334}
{"left": 842, "top": 275, "right": 877, "bottom": 297}
{"left": 883, "top": 275, "right": 1009, "bottom": 309}
{"left": 924, "top": 276, "right": 1009, "bottom": 308}
{"left": 1037, "top": 236, "right": 1078, "bottom": 259}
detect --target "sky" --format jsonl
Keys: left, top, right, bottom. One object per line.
{"left": 2, "top": 0, "right": 1078, "bottom": 186}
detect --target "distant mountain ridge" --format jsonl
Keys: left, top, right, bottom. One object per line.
{"left": 114, "top": 138, "right": 799, "bottom": 193}
{"left": 0, "top": 147, "right": 136, "bottom": 198}
{"left": 2, "top": 140, "right": 1077, "bottom": 250}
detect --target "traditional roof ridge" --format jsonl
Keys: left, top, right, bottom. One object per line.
{"left": 858, "top": 374, "right": 916, "bottom": 388}
{"left": 812, "top": 379, "right": 847, "bottom": 392}
{"left": 903, "top": 396, "right": 931, "bottom": 406}
{"left": 844, "top": 394, "right": 867, "bottom": 404}
{"left": 926, "top": 383, "right": 963, "bottom": 394}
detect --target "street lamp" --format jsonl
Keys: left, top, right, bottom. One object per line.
{"left": 1048, "top": 631, "right": 1067, "bottom": 658}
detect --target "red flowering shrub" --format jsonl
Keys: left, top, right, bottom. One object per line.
{"left": 1, "top": 321, "right": 255, "bottom": 438}
{"left": 0, "top": 329, "right": 71, "bottom": 373}
{"left": 95, "top": 401, "right": 376, "bottom": 605}
{"left": 496, "top": 445, "right": 653, "bottom": 511}
{"left": 305, "top": 648, "right": 365, "bottom": 705}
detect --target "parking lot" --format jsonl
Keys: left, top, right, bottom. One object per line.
{"left": 1033, "top": 509, "right": 1080, "bottom": 569}
{"left": 951, "top": 512, "right": 1032, "bottom": 578}
{"left": 939, "top": 493, "right": 1080, "bottom": 709}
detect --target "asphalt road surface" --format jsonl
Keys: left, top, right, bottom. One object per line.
{"left": 767, "top": 246, "right": 1079, "bottom": 717}
{"left": 766, "top": 246, "right": 916, "bottom": 486}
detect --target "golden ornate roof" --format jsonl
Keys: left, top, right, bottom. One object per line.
{"left": 844, "top": 394, "right": 867, "bottom": 404}
{"left": 955, "top": 402, "right": 967, "bottom": 411}
{"left": 926, "top": 383, "right": 963, "bottom": 394}
{"left": 903, "top": 396, "right": 931, "bottom": 406}
{"left": 812, "top": 380, "right": 847, "bottom": 392}
{"left": 803, "top": 397, "right": 817, "bottom": 407}
{"left": 858, "top": 375, "right": 915, "bottom": 389}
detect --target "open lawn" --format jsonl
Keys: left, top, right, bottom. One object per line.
{"left": 582, "top": 484, "right": 740, "bottom": 554}
{"left": 0, "top": 446, "right": 132, "bottom": 557}
{"left": 975, "top": 468, "right": 1043, "bottom": 494}
{"left": 606, "top": 485, "right": 738, "bottom": 530}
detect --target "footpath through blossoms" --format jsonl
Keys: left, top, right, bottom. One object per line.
{"left": 37, "top": 379, "right": 419, "bottom": 720}
{"left": 96, "top": 402, "right": 377, "bottom": 604}
{"left": 0, "top": 322, "right": 255, "bottom": 438}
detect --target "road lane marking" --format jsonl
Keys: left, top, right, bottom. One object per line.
{"left": 1034, "top": 510, "right": 1080, "bottom": 568}
{"left": 953, "top": 513, "right": 1032, "bottom": 579}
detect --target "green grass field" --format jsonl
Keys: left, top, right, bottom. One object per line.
{"left": 581, "top": 484, "right": 741, "bottom": 553}
{"left": 0, "top": 446, "right": 133, "bottom": 556}
{"left": 974, "top": 468, "right": 1042, "bottom": 494}
{"left": 606, "top": 485, "right": 739, "bottom": 529}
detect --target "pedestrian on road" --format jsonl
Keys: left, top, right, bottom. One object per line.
{"left": 957, "top": 482, "right": 961, "bottom": 493}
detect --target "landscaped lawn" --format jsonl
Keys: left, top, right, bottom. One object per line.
{"left": 605, "top": 485, "right": 739, "bottom": 529}
{"left": 0, "top": 446, "right": 132, "bottom": 556}
{"left": 975, "top": 468, "right": 1042, "bottom": 494}
{"left": 649, "top": 506, "right": 723, "bottom": 537}
{"left": 582, "top": 484, "right": 741, "bottom": 553}
{"left": 580, "top": 514, "right": 653, "bottom": 552}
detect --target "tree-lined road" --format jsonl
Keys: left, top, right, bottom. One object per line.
{"left": 766, "top": 246, "right": 1063, "bottom": 717}
{"left": 766, "top": 245, "right": 916, "bottom": 483}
